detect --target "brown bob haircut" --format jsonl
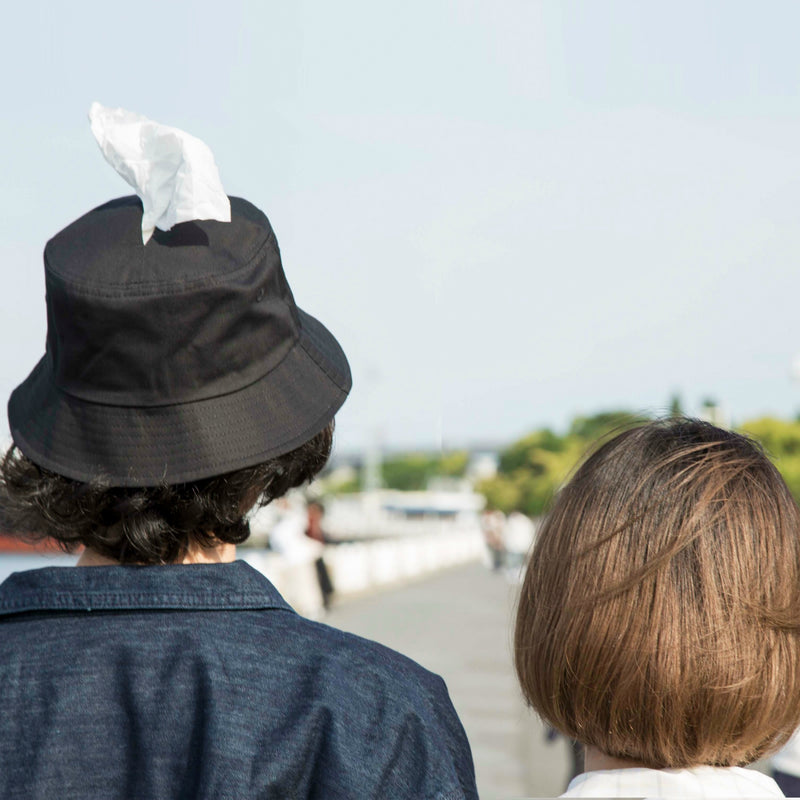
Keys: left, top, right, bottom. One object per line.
{"left": 515, "top": 418, "right": 800, "bottom": 769}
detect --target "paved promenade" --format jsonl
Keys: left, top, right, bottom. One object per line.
{"left": 326, "top": 561, "right": 572, "bottom": 799}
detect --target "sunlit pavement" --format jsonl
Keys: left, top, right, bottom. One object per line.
{"left": 325, "top": 561, "right": 572, "bottom": 799}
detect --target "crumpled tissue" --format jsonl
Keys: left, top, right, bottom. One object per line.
{"left": 89, "top": 102, "right": 231, "bottom": 244}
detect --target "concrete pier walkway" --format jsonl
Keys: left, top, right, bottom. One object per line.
{"left": 326, "top": 561, "right": 573, "bottom": 799}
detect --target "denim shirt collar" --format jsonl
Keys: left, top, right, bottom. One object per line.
{"left": 0, "top": 560, "right": 293, "bottom": 616}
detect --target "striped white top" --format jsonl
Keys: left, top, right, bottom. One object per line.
{"left": 560, "top": 765, "right": 784, "bottom": 798}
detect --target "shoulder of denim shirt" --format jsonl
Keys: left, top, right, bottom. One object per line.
{"left": 278, "top": 616, "right": 479, "bottom": 800}
{"left": 0, "top": 562, "right": 479, "bottom": 798}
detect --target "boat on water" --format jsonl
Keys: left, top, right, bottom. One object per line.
{"left": 0, "top": 533, "right": 64, "bottom": 554}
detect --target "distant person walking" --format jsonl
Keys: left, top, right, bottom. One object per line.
{"left": 503, "top": 510, "right": 536, "bottom": 580}
{"left": 305, "top": 499, "right": 336, "bottom": 610}
{"left": 481, "top": 509, "right": 507, "bottom": 570}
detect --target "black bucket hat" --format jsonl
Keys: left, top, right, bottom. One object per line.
{"left": 8, "top": 195, "right": 351, "bottom": 486}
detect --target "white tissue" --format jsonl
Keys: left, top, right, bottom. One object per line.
{"left": 89, "top": 102, "right": 231, "bottom": 244}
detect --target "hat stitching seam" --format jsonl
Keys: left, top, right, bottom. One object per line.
{"left": 47, "top": 203, "right": 277, "bottom": 276}
{"left": 44, "top": 232, "right": 278, "bottom": 298}
{"left": 47, "top": 323, "right": 302, "bottom": 410}
{"left": 299, "top": 335, "right": 348, "bottom": 389}
{"left": 10, "top": 386, "right": 346, "bottom": 483}
{"left": 22, "top": 377, "right": 344, "bottom": 453}
{"left": 13, "top": 344, "right": 342, "bottom": 457}
{"left": 44, "top": 310, "right": 344, "bottom": 410}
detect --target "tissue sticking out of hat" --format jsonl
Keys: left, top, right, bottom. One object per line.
{"left": 88, "top": 102, "right": 231, "bottom": 244}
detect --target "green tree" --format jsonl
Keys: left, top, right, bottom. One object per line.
{"left": 478, "top": 474, "right": 523, "bottom": 512}
{"left": 378, "top": 449, "right": 470, "bottom": 491}
{"left": 381, "top": 453, "right": 437, "bottom": 491}
{"left": 569, "top": 410, "right": 650, "bottom": 441}
{"left": 438, "top": 450, "right": 469, "bottom": 477}
{"left": 478, "top": 410, "right": 651, "bottom": 516}
{"left": 498, "top": 429, "right": 566, "bottom": 473}
{"left": 739, "top": 417, "right": 800, "bottom": 501}
{"left": 669, "top": 393, "right": 684, "bottom": 417}
{"left": 477, "top": 410, "right": 800, "bottom": 519}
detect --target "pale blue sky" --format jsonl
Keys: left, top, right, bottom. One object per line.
{"left": 2, "top": 1, "right": 800, "bottom": 453}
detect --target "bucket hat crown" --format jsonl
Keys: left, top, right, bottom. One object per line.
{"left": 8, "top": 195, "right": 351, "bottom": 486}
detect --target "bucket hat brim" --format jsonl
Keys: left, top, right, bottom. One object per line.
{"left": 9, "top": 309, "right": 350, "bottom": 487}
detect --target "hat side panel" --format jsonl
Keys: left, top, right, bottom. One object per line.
{"left": 45, "top": 249, "right": 299, "bottom": 407}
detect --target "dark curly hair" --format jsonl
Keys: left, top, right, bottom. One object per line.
{"left": 0, "top": 422, "right": 334, "bottom": 565}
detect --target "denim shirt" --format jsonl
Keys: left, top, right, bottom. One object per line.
{"left": 0, "top": 561, "right": 477, "bottom": 800}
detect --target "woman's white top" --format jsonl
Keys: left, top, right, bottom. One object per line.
{"left": 560, "top": 765, "right": 784, "bottom": 798}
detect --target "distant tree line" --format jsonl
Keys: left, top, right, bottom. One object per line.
{"left": 482, "top": 410, "right": 800, "bottom": 516}
{"left": 738, "top": 416, "right": 800, "bottom": 501}
{"left": 477, "top": 411, "right": 648, "bottom": 516}
{"left": 328, "top": 450, "right": 470, "bottom": 494}
{"left": 380, "top": 450, "right": 469, "bottom": 491}
{"left": 330, "top": 408, "right": 800, "bottom": 516}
